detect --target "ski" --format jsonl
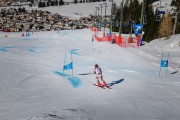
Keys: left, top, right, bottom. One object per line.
{"left": 93, "top": 84, "right": 112, "bottom": 89}
{"left": 93, "top": 84, "right": 105, "bottom": 89}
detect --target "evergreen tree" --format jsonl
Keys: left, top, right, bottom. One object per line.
{"left": 74, "top": 0, "right": 78, "bottom": 4}
{"left": 128, "top": 0, "right": 141, "bottom": 23}
{"left": 112, "top": 2, "right": 117, "bottom": 17}
{"left": 47, "top": 2, "right": 50, "bottom": 6}
{"left": 143, "top": 3, "right": 159, "bottom": 42}
{"left": 123, "top": 0, "right": 130, "bottom": 33}
{"left": 31, "top": 0, "right": 34, "bottom": 4}
{"left": 175, "top": 13, "right": 180, "bottom": 34}
{"left": 55, "top": 0, "right": 58, "bottom": 6}
{"left": 119, "top": 0, "right": 141, "bottom": 34}
{"left": 42, "top": 2, "right": 45, "bottom": 7}
{"left": 22, "top": 7, "right": 26, "bottom": 12}
{"left": 51, "top": 1, "right": 54, "bottom": 6}
{"left": 59, "top": 0, "right": 64, "bottom": 5}
{"left": 171, "top": 0, "right": 180, "bottom": 34}
{"left": 111, "top": 2, "right": 117, "bottom": 32}
{"left": 38, "top": 1, "right": 43, "bottom": 7}
{"left": 113, "top": 7, "right": 121, "bottom": 32}
{"left": 158, "top": 14, "right": 173, "bottom": 39}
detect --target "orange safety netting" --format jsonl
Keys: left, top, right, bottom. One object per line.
{"left": 94, "top": 31, "right": 107, "bottom": 42}
{"left": 94, "top": 31, "right": 117, "bottom": 42}
{"left": 89, "top": 26, "right": 139, "bottom": 48}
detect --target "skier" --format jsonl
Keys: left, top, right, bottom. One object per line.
{"left": 94, "top": 64, "right": 107, "bottom": 87}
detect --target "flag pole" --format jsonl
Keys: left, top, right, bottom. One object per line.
{"left": 166, "top": 52, "right": 170, "bottom": 77}
{"left": 159, "top": 53, "right": 163, "bottom": 77}
{"left": 63, "top": 51, "right": 67, "bottom": 74}
{"left": 71, "top": 52, "right": 73, "bottom": 76}
{"left": 139, "top": 0, "right": 145, "bottom": 46}
{"left": 119, "top": 0, "right": 124, "bottom": 37}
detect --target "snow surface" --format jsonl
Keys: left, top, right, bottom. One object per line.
{"left": 0, "top": 28, "right": 180, "bottom": 120}
{"left": 1, "top": 0, "right": 180, "bottom": 119}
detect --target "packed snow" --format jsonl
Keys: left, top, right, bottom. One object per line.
{"left": 1, "top": 0, "right": 180, "bottom": 120}
{"left": 0, "top": 28, "right": 180, "bottom": 120}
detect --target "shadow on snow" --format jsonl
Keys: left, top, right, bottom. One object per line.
{"left": 54, "top": 71, "right": 82, "bottom": 88}
{"left": 107, "top": 79, "right": 124, "bottom": 87}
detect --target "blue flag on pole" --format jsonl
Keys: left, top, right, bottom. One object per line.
{"left": 133, "top": 24, "right": 143, "bottom": 35}
{"left": 63, "top": 62, "right": 73, "bottom": 70}
{"left": 160, "top": 60, "right": 168, "bottom": 67}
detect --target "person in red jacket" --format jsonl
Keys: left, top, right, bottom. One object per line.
{"left": 94, "top": 64, "right": 107, "bottom": 87}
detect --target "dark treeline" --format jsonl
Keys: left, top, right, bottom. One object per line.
{"left": 112, "top": 0, "right": 180, "bottom": 42}
{"left": 37, "top": 0, "right": 107, "bottom": 7}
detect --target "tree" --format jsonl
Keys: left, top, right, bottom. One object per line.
{"left": 31, "top": 0, "right": 34, "bottom": 4}
{"left": 47, "top": 2, "right": 50, "bottom": 6}
{"left": 158, "top": 14, "right": 173, "bottom": 39}
{"left": 55, "top": 0, "right": 58, "bottom": 6}
{"left": 122, "top": 0, "right": 131, "bottom": 34}
{"left": 22, "top": 7, "right": 26, "bottom": 12}
{"left": 143, "top": 3, "right": 159, "bottom": 42}
{"left": 59, "top": 0, "right": 64, "bottom": 5}
{"left": 113, "top": 6, "right": 121, "bottom": 32}
{"left": 42, "top": 2, "right": 45, "bottom": 7}
{"left": 171, "top": 0, "right": 180, "bottom": 34}
{"left": 128, "top": 0, "right": 141, "bottom": 23}
{"left": 38, "top": 1, "right": 43, "bottom": 7}
{"left": 74, "top": 0, "right": 78, "bottom": 4}
{"left": 51, "top": 1, "right": 55, "bottom": 6}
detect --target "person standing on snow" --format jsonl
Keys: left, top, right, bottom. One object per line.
{"left": 94, "top": 64, "right": 107, "bottom": 87}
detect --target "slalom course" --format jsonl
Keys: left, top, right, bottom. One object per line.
{"left": 0, "top": 28, "right": 180, "bottom": 120}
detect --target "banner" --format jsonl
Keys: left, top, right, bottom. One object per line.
{"left": 63, "top": 62, "right": 73, "bottom": 70}
{"left": 63, "top": 51, "right": 73, "bottom": 76}
{"left": 133, "top": 24, "right": 143, "bottom": 35}
{"left": 159, "top": 52, "right": 169, "bottom": 77}
{"left": 160, "top": 60, "right": 168, "bottom": 67}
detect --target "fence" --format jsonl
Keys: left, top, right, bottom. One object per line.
{"left": 90, "top": 26, "right": 140, "bottom": 48}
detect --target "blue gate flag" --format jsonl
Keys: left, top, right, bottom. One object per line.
{"left": 63, "top": 62, "right": 73, "bottom": 70}
{"left": 133, "top": 24, "right": 143, "bottom": 35}
{"left": 160, "top": 60, "right": 168, "bottom": 67}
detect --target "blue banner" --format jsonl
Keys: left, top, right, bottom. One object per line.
{"left": 133, "top": 24, "right": 143, "bottom": 35}
{"left": 160, "top": 60, "right": 168, "bottom": 67}
{"left": 63, "top": 62, "right": 73, "bottom": 70}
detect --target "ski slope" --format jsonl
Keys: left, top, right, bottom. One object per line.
{"left": 0, "top": 29, "right": 180, "bottom": 120}
{"left": 0, "top": 0, "right": 179, "bottom": 119}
